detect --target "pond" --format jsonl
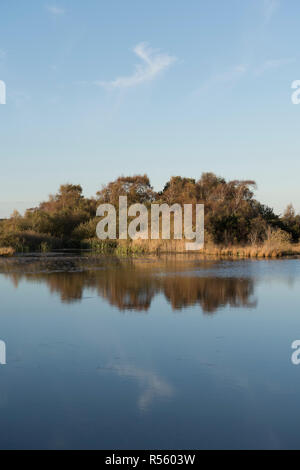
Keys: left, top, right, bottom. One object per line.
{"left": 0, "top": 254, "right": 299, "bottom": 449}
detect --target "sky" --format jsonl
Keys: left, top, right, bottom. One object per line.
{"left": 0, "top": 0, "right": 300, "bottom": 217}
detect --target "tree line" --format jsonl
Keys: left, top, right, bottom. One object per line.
{"left": 0, "top": 173, "right": 299, "bottom": 252}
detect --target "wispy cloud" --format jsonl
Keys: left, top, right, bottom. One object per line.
{"left": 195, "top": 54, "right": 294, "bottom": 95}
{"left": 214, "top": 64, "right": 248, "bottom": 83}
{"left": 254, "top": 57, "right": 295, "bottom": 76}
{"left": 96, "top": 42, "right": 177, "bottom": 89}
{"left": 263, "top": 0, "right": 280, "bottom": 23}
{"left": 196, "top": 64, "right": 248, "bottom": 94}
{"left": 46, "top": 5, "right": 65, "bottom": 16}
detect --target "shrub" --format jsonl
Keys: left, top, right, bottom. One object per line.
{"left": 265, "top": 227, "right": 292, "bottom": 247}
{"left": 72, "top": 218, "right": 99, "bottom": 240}
{"left": 0, "top": 231, "right": 63, "bottom": 252}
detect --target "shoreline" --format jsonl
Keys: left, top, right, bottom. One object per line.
{"left": 1, "top": 243, "right": 300, "bottom": 260}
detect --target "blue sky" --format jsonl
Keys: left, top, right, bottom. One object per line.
{"left": 0, "top": 0, "right": 300, "bottom": 217}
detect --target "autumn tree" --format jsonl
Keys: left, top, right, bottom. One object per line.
{"left": 282, "top": 204, "right": 300, "bottom": 241}
{"left": 159, "top": 177, "right": 198, "bottom": 205}
{"left": 96, "top": 175, "right": 155, "bottom": 206}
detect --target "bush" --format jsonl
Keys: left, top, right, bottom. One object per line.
{"left": 72, "top": 218, "right": 99, "bottom": 240}
{"left": 265, "top": 227, "right": 292, "bottom": 247}
{"left": 0, "top": 231, "right": 63, "bottom": 252}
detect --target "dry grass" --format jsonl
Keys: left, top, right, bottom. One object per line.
{"left": 203, "top": 242, "right": 300, "bottom": 258}
{"left": 131, "top": 239, "right": 300, "bottom": 258}
{"left": 0, "top": 247, "right": 15, "bottom": 257}
{"left": 130, "top": 238, "right": 187, "bottom": 254}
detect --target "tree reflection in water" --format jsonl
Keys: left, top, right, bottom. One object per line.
{"left": 0, "top": 255, "right": 257, "bottom": 313}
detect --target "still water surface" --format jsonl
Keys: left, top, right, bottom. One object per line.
{"left": 0, "top": 254, "right": 299, "bottom": 449}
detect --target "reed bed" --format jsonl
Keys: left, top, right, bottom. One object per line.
{"left": 85, "top": 238, "right": 300, "bottom": 258}
{"left": 201, "top": 242, "right": 300, "bottom": 258}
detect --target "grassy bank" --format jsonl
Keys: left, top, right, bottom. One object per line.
{"left": 1, "top": 235, "right": 299, "bottom": 259}
{"left": 202, "top": 243, "right": 300, "bottom": 258}
{"left": 83, "top": 238, "right": 300, "bottom": 258}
